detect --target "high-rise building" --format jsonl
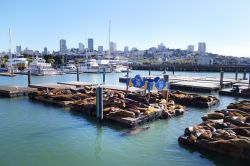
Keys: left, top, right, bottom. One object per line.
{"left": 98, "top": 46, "right": 103, "bottom": 52}
{"left": 158, "top": 43, "right": 166, "bottom": 52}
{"left": 16, "top": 45, "right": 22, "bottom": 55}
{"left": 124, "top": 46, "right": 129, "bottom": 53}
{"left": 79, "top": 42, "right": 84, "bottom": 52}
{"left": 43, "top": 47, "right": 48, "bottom": 55}
{"left": 198, "top": 42, "right": 206, "bottom": 53}
{"left": 109, "top": 41, "right": 117, "bottom": 53}
{"left": 88, "top": 38, "right": 94, "bottom": 52}
{"left": 60, "top": 39, "right": 67, "bottom": 53}
{"left": 187, "top": 45, "right": 194, "bottom": 52}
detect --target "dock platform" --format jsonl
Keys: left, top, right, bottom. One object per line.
{"left": 0, "top": 85, "right": 35, "bottom": 97}
{"left": 29, "top": 83, "right": 75, "bottom": 90}
{"left": 57, "top": 81, "right": 98, "bottom": 87}
{"left": 0, "top": 72, "right": 16, "bottom": 77}
{"left": 119, "top": 75, "right": 234, "bottom": 93}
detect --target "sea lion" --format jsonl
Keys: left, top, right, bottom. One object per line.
{"left": 121, "top": 126, "right": 150, "bottom": 136}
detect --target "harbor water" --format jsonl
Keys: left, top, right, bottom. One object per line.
{"left": 0, "top": 71, "right": 248, "bottom": 166}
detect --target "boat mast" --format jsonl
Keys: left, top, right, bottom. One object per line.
{"left": 9, "top": 28, "right": 12, "bottom": 59}
{"left": 108, "top": 20, "right": 111, "bottom": 60}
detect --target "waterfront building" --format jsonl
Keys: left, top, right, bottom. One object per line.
{"left": 98, "top": 45, "right": 103, "bottom": 52}
{"left": 187, "top": 45, "right": 194, "bottom": 52}
{"left": 60, "top": 39, "right": 67, "bottom": 53}
{"left": 88, "top": 38, "right": 94, "bottom": 52}
{"left": 110, "top": 41, "right": 117, "bottom": 53}
{"left": 16, "top": 45, "right": 22, "bottom": 55}
{"left": 79, "top": 42, "right": 84, "bottom": 52}
{"left": 198, "top": 42, "right": 206, "bottom": 53}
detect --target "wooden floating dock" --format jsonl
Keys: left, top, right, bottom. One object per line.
{"left": 29, "top": 83, "right": 75, "bottom": 90}
{"left": 0, "top": 72, "right": 16, "bottom": 77}
{"left": 57, "top": 81, "right": 98, "bottom": 87}
{"left": 119, "top": 75, "right": 234, "bottom": 93}
{"left": 0, "top": 85, "right": 35, "bottom": 97}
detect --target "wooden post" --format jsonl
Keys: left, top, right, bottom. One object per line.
{"left": 235, "top": 70, "right": 238, "bottom": 80}
{"left": 125, "top": 67, "right": 129, "bottom": 97}
{"left": 163, "top": 75, "right": 170, "bottom": 104}
{"left": 163, "top": 75, "right": 169, "bottom": 82}
{"left": 96, "top": 87, "right": 103, "bottom": 120}
{"left": 99, "top": 87, "right": 103, "bottom": 120}
{"left": 76, "top": 66, "right": 79, "bottom": 82}
{"left": 103, "top": 68, "right": 106, "bottom": 84}
{"left": 28, "top": 70, "right": 31, "bottom": 86}
{"left": 220, "top": 71, "right": 224, "bottom": 88}
{"left": 243, "top": 70, "right": 247, "bottom": 80}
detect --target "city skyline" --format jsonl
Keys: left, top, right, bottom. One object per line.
{"left": 0, "top": 0, "right": 250, "bottom": 57}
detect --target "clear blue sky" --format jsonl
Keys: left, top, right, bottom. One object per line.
{"left": 0, "top": 0, "right": 250, "bottom": 57}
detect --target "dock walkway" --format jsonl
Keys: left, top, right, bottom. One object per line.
{"left": 0, "top": 85, "right": 35, "bottom": 97}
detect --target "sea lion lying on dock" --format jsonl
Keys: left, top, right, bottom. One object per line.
{"left": 121, "top": 126, "right": 150, "bottom": 136}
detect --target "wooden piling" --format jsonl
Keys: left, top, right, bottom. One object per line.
{"left": 96, "top": 87, "right": 103, "bottom": 120}
{"left": 125, "top": 67, "right": 129, "bottom": 97}
{"left": 103, "top": 68, "right": 106, "bottom": 84}
{"left": 28, "top": 70, "right": 31, "bottom": 86}
{"left": 220, "top": 71, "right": 224, "bottom": 88}
{"left": 76, "top": 66, "right": 79, "bottom": 82}
{"left": 235, "top": 70, "right": 238, "bottom": 80}
{"left": 163, "top": 75, "right": 169, "bottom": 82}
{"left": 243, "top": 70, "right": 247, "bottom": 80}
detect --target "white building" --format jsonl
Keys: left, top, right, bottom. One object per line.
{"left": 79, "top": 42, "right": 84, "bottom": 52}
{"left": 16, "top": 45, "right": 22, "bottom": 55}
{"left": 198, "top": 42, "right": 206, "bottom": 53}
{"left": 60, "top": 39, "right": 67, "bottom": 53}
{"left": 98, "top": 45, "right": 103, "bottom": 52}
{"left": 88, "top": 38, "right": 94, "bottom": 52}
{"left": 187, "top": 45, "right": 194, "bottom": 52}
{"left": 110, "top": 41, "right": 117, "bottom": 53}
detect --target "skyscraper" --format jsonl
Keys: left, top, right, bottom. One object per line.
{"left": 43, "top": 47, "right": 48, "bottom": 55}
{"left": 98, "top": 46, "right": 103, "bottom": 52}
{"left": 88, "top": 38, "right": 94, "bottom": 52}
{"left": 198, "top": 42, "right": 206, "bottom": 53}
{"left": 60, "top": 39, "right": 67, "bottom": 53}
{"left": 16, "top": 45, "right": 22, "bottom": 55}
{"left": 109, "top": 41, "right": 117, "bottom": 53}
{"left": 79, "top": 42, "right": 84, "bottom": 52}
{"left": 187, "top": 45, "right": 194, "bottom": 52}
{"left": 124, "top": 46, "right": 129, "bottom": 53}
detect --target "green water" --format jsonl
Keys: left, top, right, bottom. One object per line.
{"left": 0, "top": 71, "right": 249, "bottom": 166}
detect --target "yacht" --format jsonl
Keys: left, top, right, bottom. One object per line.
{"left": 29, "top": 58, "right": 63, "bottom": 76}
{"left": 61, "top": 64, "right": 77, "bottom": 74}
{"left": 79, "top": 59, "right": 112, "bottom": 73}
{"left": 6, "top": 57, "right": 29, "bottom": 73}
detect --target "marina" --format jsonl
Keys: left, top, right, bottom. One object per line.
{"left": 0, "top": 70, "right": 250, "bottom": 166}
